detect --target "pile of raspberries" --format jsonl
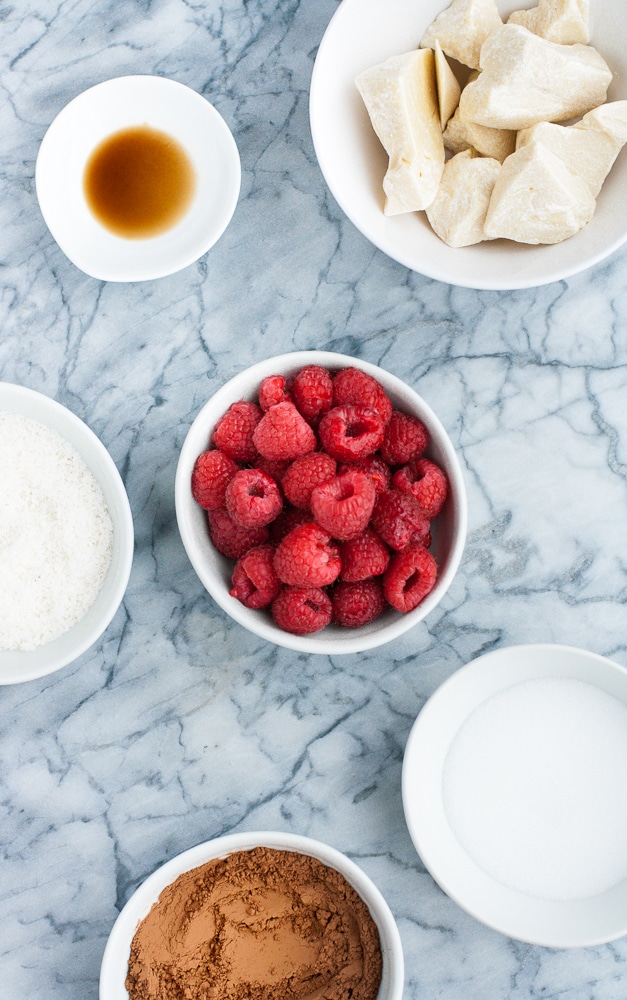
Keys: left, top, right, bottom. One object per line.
{"left": 191, "top": 364, "right": 449, "bottom": 636}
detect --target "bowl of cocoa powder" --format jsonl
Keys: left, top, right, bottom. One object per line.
{"left": 99, "top": 830, "right": 404, "bottom": 1000}
{"left": 175, "top": 350, "right": 467, "bottom": 654}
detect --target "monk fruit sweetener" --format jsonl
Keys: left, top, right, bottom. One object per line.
{"left": 0, "top": 412, "right": 114, "bottom": 651}
{"left": 442, "top": 677, "right": 627, "bottom": 901}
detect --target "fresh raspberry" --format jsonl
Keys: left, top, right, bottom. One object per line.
{"left": 317, "top": 405, "right": 385, "bottom": 462}
{"left": 332, "top": 367, "right": 393, "bottom": 425}
{"left": 258, "top": 374, "right": 292, "bottom": 411}
{"left": 282, "top": 452, "right": 337, "bottom": 509}
{"left": 339, "top": 529, "right": 390, "bottom": 582}
{"left": 225, "top": 468, "right": 282, "bottom": 528}
{"left": 331, "top": 579, "right": 386, "bottom": 628}
{"left": 310, "top": 468, "right": 376, "bottom": 541}
{"left": 212, "top": 400, "right": 262, "bottom": 463}
{"left": 252, "top": 401, "right": 317, "bottom": 461}
{"left": 191, "top": 449, "right": 239, "bottom": 511}
{"left": 253, "top": 455, "right": 291, "bottom": 482}
{"left": 383, "top": 545, "right": 437, "bottom": 613}
{"left": 371, "top": 490, "right": 431, "bottom": 552}
{"left": 338, "top": 455, "right": 391, "bottom": 495}
{"left": 207, "top": 508, "right": 269, "bottom": 560}
{"left": 271, "top": 586, "right": 333, "bottom": 635}
{"left": 393, "top": 458, "right": 449, "bottom": 519}
{"left": 273, "top": 523, "right": 341, "bottom": 587}
{"left": 292, "top": 365, "right": 334, "bottom": 423}
{"left": 229, "top": 544, "right": 281, "bottom": 609}
{"left": 268, "top": 506, "right": 312, "bottom": 544}
{"left": 380, "top": 410, "right": 429, "bottom": 466}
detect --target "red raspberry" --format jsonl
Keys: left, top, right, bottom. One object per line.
{"left": 229, "top": 544, "right": 281, "bottom": 609}
{"left": 338, "top": 455, "right": 391, "bottom": 495}
{"left": 252, "top": 401, "right": 317, "bottom": 461}
{"left": 268, "top": 506, "right": 312, "bottom": 544}
{"left": 339, "top": 529, "right": 390, "bottom": 582}
{"left": 292, "top": 365, "right": 334, "bottom": 423}
{"left": 207, "top": 508, "right": 269, "bottom": 560}
{"left": 258, "top": 374, "right": 292, "bottom": 411}
{"left": 332, "top": 367, "right": 393, "bottom": 425}
{"left": 380, "top": 410, "right": 429, "bottom": 466}
{"left": 273, "top": 523, "right": 341, "bottom": 587}
{"left": 271, "top": 586, "right": 333, "bottom": 635}
{"left": 393, "top": 458, "right": 448, "bottom": 518}
{"left": 191, "top": 449, "right": 239, "bottom": 511}
{"left": 331, "top": 579, "right": 386, "bottom": 628}
{"left": 282, "top": 452, "right": 337, "bottom": 509}
{"left": 383, "top": 545, "right": 437, "bottom": 613}
{"left": 371, "top": 490, "right": 431, "bottom": 552}
{"left": 212, "top": 400, "right": 262, "bottom": 462}
{"left": 253, "top": 455, "right": 291, "bottom": 482}
{"left": 317, "top": 405, "right": 385, "bottom": 462}
{"left": 225, "top": 468, "right": 282, "bottom": 528}
{"left": 310, "top": 468, "right": 376, "bottom": 541}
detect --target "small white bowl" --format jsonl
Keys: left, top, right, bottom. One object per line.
{"left": 402, "top": 644, "right": 627, "bottom": 947}
{"left": 174, "top": 350, "right": 467, "bottom": 655}
{"left": 99, "top": 830, "right": 404, "bottom": 1000}
{"left": 310, "top": 0, "right": 627, "bottom": 290}
{"left": 0, "top": 383, "right": 134, "bottom": 684}
{"left": 36, "top": 75, "right": 241, "bottom": 281}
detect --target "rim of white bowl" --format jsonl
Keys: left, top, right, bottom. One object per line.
{"left": 402, "top": 643, "right": 627, "bottom": 947}
{"left": 35, "top": 75, "right": 241, "bottom": 282}
{"left": 175, "top": 350, "right": 468, "bottom": 654}
{"left": 99, "top": 830, "right": 405, "bottom": 1000}
{"left": 0, "top": 382, "right": 134, "bottom": 684}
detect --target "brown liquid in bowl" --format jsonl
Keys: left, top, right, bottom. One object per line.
{"left": 83, "top": 125, "right": 196, "bottom": 239}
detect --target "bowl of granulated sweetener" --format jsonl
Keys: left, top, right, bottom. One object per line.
{"left": 402, "top": 644, "right": 627, "bottom": 947}
{"left": 0, "top": 383, "right": 134, "bottom": 684}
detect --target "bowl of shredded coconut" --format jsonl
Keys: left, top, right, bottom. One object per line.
{"left": 0, "top": 382, "right": 134, "bottom": 684}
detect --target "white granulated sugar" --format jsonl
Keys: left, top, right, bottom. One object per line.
{"left": 0, "top": 412, "right": 113, "bottom": 651}
{"left": 442, "top": 677, "right": 627, "bottom": 901}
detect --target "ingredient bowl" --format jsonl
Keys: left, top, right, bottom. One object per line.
{"left": 310, "top": 0, "right": 627, "bottom": 289}
{"left": 174, "top": 350, "right": 467, "bottom": 654}
{"left": 99, "top": 830, "right": 404, "bottom": 1000}
{"left": 0, "top": 382, "right": 134, "bottom": 684}
{"left": 402, "top": 644, "right": 627, "bottom": 946}
{"left": 36, "top": 75, "right": 241, "bottom": 281}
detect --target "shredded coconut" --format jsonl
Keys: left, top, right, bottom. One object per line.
{"left": 0, "top": 411, "right": 114, "bottom": 651}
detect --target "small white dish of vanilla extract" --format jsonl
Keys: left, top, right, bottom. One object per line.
{"left": 402, "top": 644, "right": 627, "bottom": 947}
{"left": 36, "top": 75, "right": 241, "bottom": 282}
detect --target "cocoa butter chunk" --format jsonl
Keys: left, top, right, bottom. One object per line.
{"left": 516, "top": 101, "right": 627, "bottom": 198}
{"left": 426, "top": 149, "right": 501, "bottom": 247}
{"left": 420, "top": 0, "right": 502, "bottom": 71}
{"left": 444, "top": 103, "right": 516, "bottom": 162}
{"left": 433, "top": 40, "right": 461, "bottom": 128}
{"left": 459, "top": 23, "right": 612, "bottom": 130}
{"left": 507, "top": 0, "right": 590, "bottom": 45}
{"left": 483, "top": 141, "right": 596, "bottom": 244}
{"left": 355, "top": 48, "right": 444, "bottom": 215}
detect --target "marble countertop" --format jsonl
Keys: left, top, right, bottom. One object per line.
{"left": 2, "top": 1, "right": 627, "bottom": 998}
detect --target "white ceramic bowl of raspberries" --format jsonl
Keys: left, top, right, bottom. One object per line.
{"left": 175, "top": 351, "right": 467, "bottom": 654}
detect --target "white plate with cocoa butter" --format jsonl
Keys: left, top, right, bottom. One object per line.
{"left": 99, "top": 830, "right": 404, "bottom": 1000}
{"left": 310, "top": 0, "right": 627, "bottom": 289}
{"left": 36, "top": 75, "right": 241, "bottom": 281}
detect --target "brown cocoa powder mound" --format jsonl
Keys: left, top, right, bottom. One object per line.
{"left": 125, "top": 846, "right": 383, "bottom": 1000}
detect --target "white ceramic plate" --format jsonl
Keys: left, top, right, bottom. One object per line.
{"left": 99, "top": 831, "right": 404, "bottom": 1000}
{"left": 174, "top": 351, "right": 468, "bottom": 655}
{"left": 0, "top": 383, "right": 134, "bottom": 684}
{"left": 309, "top": 0, "right": 627, "bottom": 289}
{"left": 402, "top": 644, "right": 627, "bottom": 946}
{"left": 36, "top": 76, "right": 241, "bottom": 281}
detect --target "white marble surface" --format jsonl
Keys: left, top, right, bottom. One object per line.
{"left": 2, "top": 1, "right": 627, "bottom": 998}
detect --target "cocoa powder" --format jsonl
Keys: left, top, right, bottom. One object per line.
{"left": 125, "top": 846, "right": 383, "bottom": 1000}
